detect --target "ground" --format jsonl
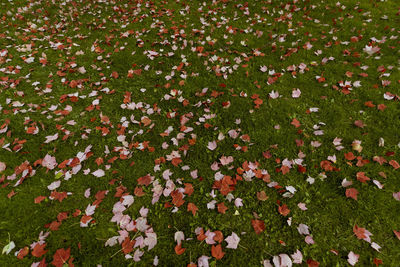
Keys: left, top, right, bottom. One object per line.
{"left": 0, "top": 0, "right": 400, "bottom": 266}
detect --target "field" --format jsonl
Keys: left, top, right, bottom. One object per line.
{"left": 1, "top": 0, "right": 400, "bottom": 266}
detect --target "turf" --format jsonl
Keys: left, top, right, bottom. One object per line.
{"left": 0, "top": 0, "right": 400, "bottom": 266}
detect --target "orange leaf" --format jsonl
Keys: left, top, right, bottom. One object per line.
{"left": 175, "top": 244, "right": 186, "bottom": 255}
{"left": 211, "top": 244, "right": 225, "bottom": 260}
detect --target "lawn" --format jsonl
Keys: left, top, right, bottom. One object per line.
{"left": 1, "top": 0, "right": 400, "bottom": 266}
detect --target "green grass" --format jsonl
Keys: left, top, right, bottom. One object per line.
{"left": 1, "top": 0, "right": 400, "bottom": 266}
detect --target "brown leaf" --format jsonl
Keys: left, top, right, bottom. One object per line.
{"left": 257, "top": 191, "right": 268, "bottom": 201}
{"left": 251, "top": 219, "right": 265, "bottom": 234}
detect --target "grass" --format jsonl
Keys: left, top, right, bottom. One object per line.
{"left": 0, "top": 0, "right": 400, "bottom": 266}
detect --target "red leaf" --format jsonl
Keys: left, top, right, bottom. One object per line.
{"left": 364, "top": 101, "right": 375, "bottom": 108}
{"left": 171, "top": 157, "right": 182, "bottom": 166}
{"left": 69, "top": 80, "right": 77, "bottom": 88}
{"left": 356, "top": 172, "right": 370, "bottom": 183}
{"left": 373, "top": 258, "right": 383, "bottom": 266}
{"left": 38, "top": 258, "right": 47, "bottom": 267}
{"left": 254, "top": 98, "right": 263, "bottom": 108}
{"left": 34, "top": 196, "right": 47, "bottom": 204}
{"left": 184, "top": 183, "right": 194, "bottom": 196}
{"left": 344, "top": 152, "right": 356, "bottom": 161}
{"left": 51, "top": 248, "right": 70, "bottom": 267}
{"left": 187, "top": 203, "right": 198, "bottom": 216}
{"left": 137, "top": 175, "right": 152, "bottom": 186}
{"left": 7, "top": 190, "right": 16, "bottom": 199}
{"left": 17, "top": 247, "right": 29, "bottom": 259}
{"left": 291, "top": 118, "right": 301, "bottom": 128}
{"left": 373, "top": 156, "right": 387, "bottom": 165}
{"left": 393, "top": 230, "right": 400, "bottom": 240}
{"left": 213, "top": 231, "right": 224, "bottom": 243}
{"left": 50, "top": 191, "right": 68, "bottom": 202}
{"left": 353, "top": 225, "right": 366, "bottom": 239}
{"left": 377, "top": 104, "right": 386, "bottom": 111}
{"left": 354, "top": 120, "right": 366, "bottom": 128}
{"left": 346, "top": 188, "right": 359, "bottom": 200}
{"left": 278, "top": 204, "right": 290, "bottom": 216}
{"left": 121, "top": 237, "right": 135, "bottom": 254}
{"left": 47, "top": 220, "right": 61, "bottom": 231}
{"left": 211, "top": 244, "right": 225, "bottom": 260}
{"left": 389, "top": 160, "right": 400, "bottom": 169}
{"left": 251, "top": 219, "right": 265, "bottom": 234}
{"left": 217, "top": 202, "right": 228, "bottom": 214}
{"left": 111, "top": 71, "right": 119, "bottom": 79}
{"left": 171, "top": 190, "right": 185, "bottom": 207}
{"left": 281, "top": 165, "right": 290, "bottom": 175}
{"left": 307, "top": 259, "right": 320, "bottom": 267}
{"left": 57, "top": 212, "right": 68, "bottom": 222}
{"left": 95, "top": 157, "right": 103, "bottom": 166}
{"left": 32, "top": 243, "right": 48, "bottom": 258}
